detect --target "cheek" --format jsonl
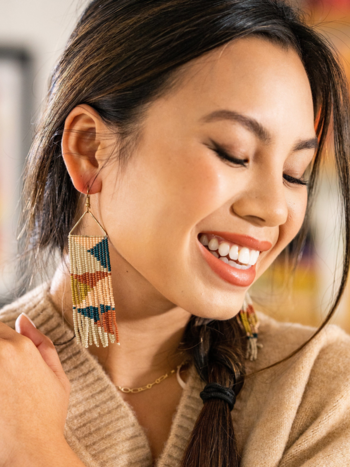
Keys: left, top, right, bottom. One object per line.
{"left": 280, "top": 191, "right": 308, "bottom": 244}
{"left": 260, "top": 190, "right": 308, "bottom": 276}
{"left": 149, "top": 141, "right": 228, "bottom": 226}
{"left": 99, "top": 142, "right": 228, "bottom": 273}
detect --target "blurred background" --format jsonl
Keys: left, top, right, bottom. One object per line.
{"left": 0, "top": 0, "right": 350, "bottom": 332}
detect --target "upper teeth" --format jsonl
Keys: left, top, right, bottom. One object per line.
{"left": 199, "top": 234, "right": 260, "bottom": 266}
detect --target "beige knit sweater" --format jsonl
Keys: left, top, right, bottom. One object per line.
{"left": 1, "top": 283, "right": 350, "bottom": 467}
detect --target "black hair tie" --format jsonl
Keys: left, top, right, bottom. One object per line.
{"left": 200, "top": 383, "right": 236, "bottom": 411}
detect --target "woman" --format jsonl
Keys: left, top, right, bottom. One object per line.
{"left": 1, "top": 0, "right": 350, "bottom": 466}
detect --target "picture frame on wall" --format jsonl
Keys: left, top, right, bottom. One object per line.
{"left": 0, "top": 48, "right": 32, "bottom": 306}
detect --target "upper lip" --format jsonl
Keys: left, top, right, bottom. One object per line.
{"left": 199, "top": 231, "right": 272, "bottom": 252}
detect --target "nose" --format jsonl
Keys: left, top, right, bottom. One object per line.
{"left": 231, "top": 173, "right": 288, "bottom": 227}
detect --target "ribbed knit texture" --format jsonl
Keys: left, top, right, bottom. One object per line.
{"left": 1, "top": 282, "right": 350, "bottom": 466}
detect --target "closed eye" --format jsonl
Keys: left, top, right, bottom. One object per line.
{"left": 283, "top": 173, "right": 308, "bottom": 186}
{"left": 209, "top": 140, "right": 309, "bottom": 187}
{"left": 209, "top": 142, "right": 248, "bottom": 167}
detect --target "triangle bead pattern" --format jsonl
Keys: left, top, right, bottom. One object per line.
{"left": 68, "top": 234, "right": 120, "bottom": 348}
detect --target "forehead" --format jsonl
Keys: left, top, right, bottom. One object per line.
{"left": 156, "top": 36, "right": 315, "bottom": 138}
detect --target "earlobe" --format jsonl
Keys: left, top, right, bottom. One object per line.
{"left": 61, "top": 104, "right": 106, "bottom": 194}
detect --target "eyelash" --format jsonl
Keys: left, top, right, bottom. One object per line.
{"left": 212, "top": 146, "right": 308, "bottom": 187}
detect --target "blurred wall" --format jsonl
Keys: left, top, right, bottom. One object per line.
{"left": 0, "top": 0, "right": 89, "bottom": 122}
{"left": 0, "top": 0, "right": 90, "bottom": 303}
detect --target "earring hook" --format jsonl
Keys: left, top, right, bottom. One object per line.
{"left": 86, "top": 188, "right": 90, "bottom": 212}
{"left": 69, "top": 187, "right": 107, "bottom": 237}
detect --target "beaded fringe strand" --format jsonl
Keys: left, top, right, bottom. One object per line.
{"left": 236, "top": 294, "right": 262, "bottom": 361}
{"left": 68, "top": 234, "right": 120, "bottom": 348}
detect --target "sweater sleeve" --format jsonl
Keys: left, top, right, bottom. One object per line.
{"left": 279, "top": 324, "right": 350, "bottom": 467}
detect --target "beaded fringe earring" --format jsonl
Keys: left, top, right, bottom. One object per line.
{"left": 68, "top": 192, "right": 120, "bottom": 348}
{"left": 193, "top": 293, "right": 262, "bottom": 361}
{"left": 236, "top": 293, "right": 262, "bottom": 361}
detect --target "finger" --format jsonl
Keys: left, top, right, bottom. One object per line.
{"left": 15, "top": 312, "right": 37, "bottom": 330}
{"left": 0, "top": 320, "right": 20, "bottom": 339}
{"left": 15, "top": 313, "right": 70, "bottom": 390}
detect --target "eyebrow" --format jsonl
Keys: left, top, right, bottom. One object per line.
{"left": 199, "top": 109, "right": 319, "bottom": 152}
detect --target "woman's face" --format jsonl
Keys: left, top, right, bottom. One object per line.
{"left": 82, "top": 37, "right": 317, "bottom": 320}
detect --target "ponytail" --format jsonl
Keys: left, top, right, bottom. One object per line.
{"left": 179, "top": 317, "right": 246, "bottom": 467}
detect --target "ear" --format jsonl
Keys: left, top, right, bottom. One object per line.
{"left": 61, "top": 104, "right": 115, "bottom": 194}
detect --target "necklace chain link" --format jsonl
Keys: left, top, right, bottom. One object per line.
{"left": 116, "top": 360, "right": 188, "bottom": 394}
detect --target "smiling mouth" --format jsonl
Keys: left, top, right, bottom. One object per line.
{"left": 198, "top": 233, "right": 260, "bottom": 270}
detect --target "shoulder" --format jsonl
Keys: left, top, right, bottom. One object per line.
{"left": 252, "top": 310, "right": 350, "bottom": 398}
{"left": 247, "top": 309, "right": 350, "bottom": 422}
{"left": 253, "top": 309, "right": 350, "bottom": 371}
{"left": 235, "top": 311, "right": 350, "bottom": 465}
{"left": 0, "top": 282, "right": 52, "bottom": 330}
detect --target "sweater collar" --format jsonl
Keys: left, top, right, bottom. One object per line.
{"left": 28, "top": 283, "right": 205, "bottom": 467}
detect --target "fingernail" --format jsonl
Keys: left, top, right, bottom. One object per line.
{"left": 23, "top": 313, "right": 37, "bottom": 328}
{"left": 15, "top": 313, "right": 36, "bottom": 333}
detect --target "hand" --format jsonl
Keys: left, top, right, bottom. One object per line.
{"left": 0, "top": 313, "right": 71, "bottom": 466}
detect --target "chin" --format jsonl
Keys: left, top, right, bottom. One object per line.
{"left": 188, "top": 298, "right": 244, "bottom": 322}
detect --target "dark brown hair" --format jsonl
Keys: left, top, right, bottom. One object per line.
{"left": 19, "top": 1, "right": 350, "bottom": 466}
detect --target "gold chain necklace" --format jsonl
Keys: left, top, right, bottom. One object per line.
{"left": 116, "top": 360, "right": 189, "bottom": 394}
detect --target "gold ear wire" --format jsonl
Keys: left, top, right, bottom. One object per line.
{"left": 68, "top": 190, "right": 120, "bottom": 348}
{"left": 69, "top": 191, "right": 107, "bottom": 237}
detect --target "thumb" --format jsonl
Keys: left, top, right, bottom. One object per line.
{"left": 15, "top": 313, "right": 70, "bottom": 390}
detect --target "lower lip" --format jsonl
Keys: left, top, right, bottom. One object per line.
{"left": 198, "top": 240, "right": 257, "bottom": 287}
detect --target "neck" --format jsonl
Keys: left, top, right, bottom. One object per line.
{"left": 49, "top": 257, "right": 192, "bottom": 388}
